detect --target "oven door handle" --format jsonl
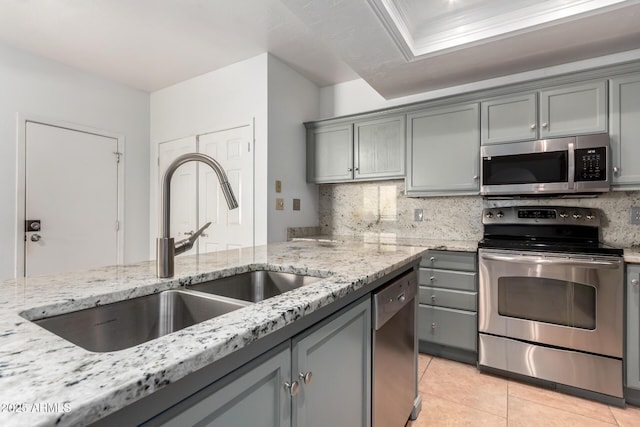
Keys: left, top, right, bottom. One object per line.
{"left": 480, "top": 253, "right": 621, "bottom": 269}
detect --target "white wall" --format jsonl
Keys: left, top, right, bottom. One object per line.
{"left": 319, "top": 48, "right": 640, "bottom": 118}
{"left": 267, "top": 55, "right": 320, "bottom": 242}
{"left": 150, "top": 54, "right": 269, "bottom": 253}
{"left": 0, "top": 42, "right": 150, "bottom": 280}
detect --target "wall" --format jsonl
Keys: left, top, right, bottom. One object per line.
{"left": 0, "top": 42, "right": 150, "bottom": 280}
{"left": 267, "top": 55, "right": 320, "bottom": 243}
{"left": 319, "top": 180, "right": 640, "bottom": 247}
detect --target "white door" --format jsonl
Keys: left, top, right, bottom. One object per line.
{"left": 158, "top": 136, "right": 198, "bottom": 241}
{"left": 198, "top": 125, "right": 254, "bottom": 253}
{"left": 24, "top": 122, "right": 120, "bottom": 277}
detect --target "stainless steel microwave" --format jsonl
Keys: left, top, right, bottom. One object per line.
{"left": 480, "top": 134, "right": 610, "bottom": 196}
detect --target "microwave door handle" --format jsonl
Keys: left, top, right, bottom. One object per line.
{"left": 480, "top": 253, "right": 620, "bottom": 269}
{"left": 568, "top": 141, "right": 575, "bottom": 190}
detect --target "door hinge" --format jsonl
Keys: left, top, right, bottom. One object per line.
{"left": 113, "top": 151, "right": 123, "bottom": 163}
{"left": 115, "top": 220, "right": 120, "bottom": 231}
{"left": 248, "top": 141, "right": 251, "bottom": 152}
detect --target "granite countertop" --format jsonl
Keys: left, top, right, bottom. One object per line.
{"left": 0, "top": 239, "right": 435, "bottom": 427}
{"left": 624, "top": 248, "right": 640, "bottom": 264}
{"left": 292, "top": 234, "right": 479, "bottom": 252}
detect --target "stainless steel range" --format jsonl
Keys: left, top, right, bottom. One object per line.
{"left": 477, "top": 206, "right": 624, "bottom": 402}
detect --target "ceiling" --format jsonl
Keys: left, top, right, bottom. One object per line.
{"left": 1, "top": 0, "right": 640, "bottom": 98}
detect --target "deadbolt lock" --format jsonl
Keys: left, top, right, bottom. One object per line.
{"left": 25, "top": 220, "right": 41, "bottom": 232}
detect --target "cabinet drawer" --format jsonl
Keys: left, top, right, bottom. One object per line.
{"left": 421, "top": 250, "right": 476, "bottom": 271}
{"left": 419, "top": 268, "right": 476, "bottom": 291}
{"left": 419, "top": 286, "right": 477, "bottom": 311}
{"left": 418, "top": 305, "right": 477, "bottom": 352}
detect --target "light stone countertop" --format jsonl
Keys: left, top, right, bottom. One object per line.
{"left": 292, "top": 234, "right": 479, "bottom": 253}
{"left": 0, "top": 239, "right": 433, "bottom": 427}
{"left": 624, "top": 248, "right": 640, "bottom": 264}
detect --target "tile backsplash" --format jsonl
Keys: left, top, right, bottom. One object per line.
{"left": 319, "top": 180, "right": 640, "bottom": 248}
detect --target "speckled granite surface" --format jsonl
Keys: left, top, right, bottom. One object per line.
{"left": 0, "top": 240, "right": 429, "bottom": 427}
{"left": 293, "top": 234, "right": 478, "bottom": 253}
{"left": 624, "top": 248, "right": 640, "bottom": 263}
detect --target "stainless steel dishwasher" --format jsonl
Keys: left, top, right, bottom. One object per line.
{"left": 372, "top": 269, "right": 419, "bottom": 427}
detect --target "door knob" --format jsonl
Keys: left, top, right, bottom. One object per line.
{"left": 30, "top": 234, "right": 42, "bottom": 242}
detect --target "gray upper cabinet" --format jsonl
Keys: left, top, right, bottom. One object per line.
{"left": 306, "top": 115, "right": 405, "bottom": 184}
{"left": 610, "top": 73, "right": 640, "bottom": 189}
{"left": 539, "top": 80, "right": 607, "bottom": 138}
{"left": 480, "top": 80, "right": 607, "bottom": 145}
{"left": 354, "top": 115, "right": 405, "bottom": 180}
{"left": 307, "top": 123, "right": 353, "bottom": 183}
{"left": 481, "top": 93, "right": 537, "bottom": 145}
{"left": 406, "top": 103, "right": 480, "bottom": 196}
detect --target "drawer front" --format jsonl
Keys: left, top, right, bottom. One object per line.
{"left": 419, "top": 268, "right": 477, "bottom": 291}
{"left": 418, "top": 305, "right": 477, "bottom": 352}
{"left": 419, "top": 286, "right": 477, "bottom": 311}
{"left": 421, "top": 250, "right": 477, "bottom": 271}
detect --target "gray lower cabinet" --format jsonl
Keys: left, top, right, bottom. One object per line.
{"left": 146, "top": 297, "right": 371, "bottom": 427}
{"left": 306, "top": 115, "right": 404, "bottom": 183}
{"left": 610, "top": 73, "right": 640, "bottom": 189}
{"left": 626, "top": 264, "right": 640, "bottom": 403}
{"left": 405, "top": 103, "right": 480, "bottom": 196}
{"left": 418, "top": 250, "right": 477, "bottom": 364}
{"left": 480, "top": 80, "right": 607, "bottom": 145}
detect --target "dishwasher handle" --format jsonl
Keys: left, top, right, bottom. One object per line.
{"left": 373, "top": 270, "right": 417, "bottom": 330}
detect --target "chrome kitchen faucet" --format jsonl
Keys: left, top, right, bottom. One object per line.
{"left": 157, "top": 153, "right": 238, "bottom": 278}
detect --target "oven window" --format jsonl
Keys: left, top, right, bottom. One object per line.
{"left": 483, "top": 151, "right": 568, "bottom": 185}
{"left": 497, "top": 276, "right": 595, "bottom": 329}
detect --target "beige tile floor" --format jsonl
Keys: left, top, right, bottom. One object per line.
{"left": 406, "top": 353, "right": 640, "bottom": 426}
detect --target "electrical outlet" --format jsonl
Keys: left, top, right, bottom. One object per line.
{"left": 414, "top": 209, "right": 423, "bottom": 221}
{"left": 293, "top": 198, "right": 301, "bottom": 211}
{"left": 631, "top": 207, "right": 640, "bottom": 225}
{"left": 276, "top": 198, "right": 284, "bottom": 211}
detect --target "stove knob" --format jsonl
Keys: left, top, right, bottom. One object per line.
{"left": 559, "top": 211, "right": 568, "bottom": 218}
{"left": 572, "top": 213, "right": 582, "bottom": 219}
{"left": 485, "top": 211, "right": 494, "bottom": 218}
{"left": 496, "top": 211, "right": 504, "bottom": 218}
{"left": 586, "top": 213, "right": 596, "bottom": 220}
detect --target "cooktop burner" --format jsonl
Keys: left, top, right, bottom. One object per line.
{"left": 480, "top": 206, "right": 622, "bottom": 256}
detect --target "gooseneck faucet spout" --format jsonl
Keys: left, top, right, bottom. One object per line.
{"left": 157, "top": 153, "right": 238, "bottom": 278}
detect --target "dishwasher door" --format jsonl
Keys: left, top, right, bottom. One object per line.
{"left": 372, "top": 270, "right": 418, "bottom": 427}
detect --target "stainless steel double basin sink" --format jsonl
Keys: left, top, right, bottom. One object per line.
{"left": 32, "top": 271, "right": 322, "bottom": 352}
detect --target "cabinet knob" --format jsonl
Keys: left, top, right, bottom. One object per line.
{"left": 542, "top": 122, "right": 548, "bottom": 128}
{"left": 632, "top": 279, "right": 639, "bottom": 288}
{"left": 431, "top": 295, "right": 436, "bottom": 302}
{"left": 429, "top": 276, "right": 435, "bottom": 282}
{"left": 429, "top": 256, "right": 436, "bottom": 262}
{"left": 299, "top": 371, "right": 313, "bottom": 385}
{"left": 284, "top": 381, "right": 300, "bottom": 396}
{"left": 473, "top": 175, "right": 479, "bottom": 180}
{"left": 354, "top": 167, "right": 359, "bottom": 171}
{"left": 347, "top": 168, "right": 353, "bottom": 172}
{"left": 613, "top": 166, "right": 620, "bottom": 174}
{"left": 530, "top": 124, "right": 536, "bottom": 130}
{"left": 431, "top": 322, "right": 436, "bottom": 330}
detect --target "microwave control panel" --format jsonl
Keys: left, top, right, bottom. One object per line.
{"left": 575, "top": 147, "right": 606, "bottom": 181}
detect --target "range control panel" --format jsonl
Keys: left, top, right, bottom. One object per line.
{"left": 483, "top": 206, "right": 600, "bottom": 226}
{"left": 575, "top": 147, "right": 606, "bottom": 182}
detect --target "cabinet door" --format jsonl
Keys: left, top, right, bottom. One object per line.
{"left": 627, "top": 265, "right": 640, "bottom": 390}
{"left": 149, "top": 345, "right": 291, "bottom": 427}
{"left": 306, "top": 123, "right": 353, "bottom": 183}
{"left": 418, "top": 305, "right": 477, "bottom": 352}
{"left": 481, "top": 93, "right": 537, "bottom": 145}
{"left": 292, "top": 297, "right": 371, "bottom": 427}
{"left": 406, "top": 103, "right": 480, "bottom": 195}
{"left": 354, "top": 115, "right": 405, "bottom": 180}
{"left": 539, "top": 80, "right": 607, "bottom": 138}
{"left": 610, "top": 73, "right": 640, "bottom": 188}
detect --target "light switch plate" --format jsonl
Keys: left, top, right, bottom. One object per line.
{"left": 293, "top": 198, "right": 300, "bottom": 211}
{"left": 275, "top": 180, "right": 282, "bottom": 193}
{"left": 414, "top": 209, "right": 423, "bottom": 221}
{"left": 631, "top": 207, "right": 640, "bottom": 224}
{"left": 276, "top": 198, "right": 284, "bottom": 211}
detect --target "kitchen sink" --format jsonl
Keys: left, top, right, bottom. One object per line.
{"left": 33, "top": 290, "right": 250, "bottom": 352}
{"left": 187, "top": 270, "right": 323, "bottom": 302}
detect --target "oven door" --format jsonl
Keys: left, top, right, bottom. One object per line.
{"left": 478, "top": 248, "right": 623, "bottom": 358}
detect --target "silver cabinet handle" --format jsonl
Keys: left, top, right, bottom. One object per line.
{"left": 473, "top": 175, "right": 479, "bottom": 180}
{"left": 30, "top": 234, "right": 42, "bottom": 242}
{"left": 632, "top": 279, "right": 639, "bottom": 288}
{"left": 530, "top": 124, "right": 536, "bottom": 130}
{"left": 429, "top": 256, "right": 436, "bottom": 262}
{"left": 613, "top": 166, "right": 620, "bottom": 174}
{"left": 431, "top": 295, "right": 436, "bottom": 302}
{"left": 431, "top": 322, "right": 436, "bottom": 330}
{"left": 284, "top": 381, "right": 299, "bottom": 396}
{"left": 542, "top": 122, "right": 548, "bottom": 128}
{"left": 429, "top": 276, "right": 435, "bottom": 282}
{"left": 480, "top": 253, "right": 620, "bottom": 268}
{"left": 299, "top": 371, "right": 313, "bottom": 385}
{"left": 354, "top": 167, "right": 359, "bottom": 171}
